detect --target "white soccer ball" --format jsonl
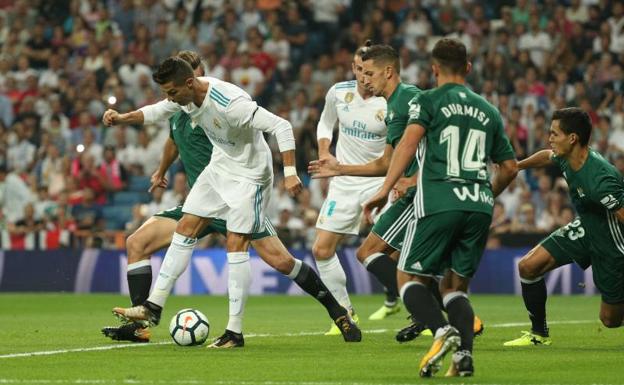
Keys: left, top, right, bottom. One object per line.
{"left": 169, "top": 308, "right": 210, "bottom": 346}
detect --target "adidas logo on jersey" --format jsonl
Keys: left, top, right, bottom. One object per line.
{"left": 601, "top": 194, "right": 618, "bottom": 209}
{"left": 411, "top": 261, "right": 423, "bottom": 270}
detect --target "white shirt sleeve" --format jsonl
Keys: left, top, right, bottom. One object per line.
{"left": 317, "top": 85, "right": 338, "bottom": 141}
{"left": 139, "top": 99, "right": 181, "bottom": 125}
{"left": 226, "top": 97, "right": 296, "bottom": 152}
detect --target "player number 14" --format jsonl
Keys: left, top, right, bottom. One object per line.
{"left": 440, "top": 125, "right": 487, "bottom": 179}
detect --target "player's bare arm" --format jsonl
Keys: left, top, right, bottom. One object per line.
{"left": 102, "top": 109, "right": 145, "bottom": 126}
{"left": 308, "top": 143, "right": 394, "bottom": 178}
{"left": 518, "top": 149, "right": 553, "bottom": 170}
{"left": 317, "top": 138, "right": 332, "bottom": 159}
{"left": 281, "top": 149, "right": 303, "bottom": 196}
{"left": 393, "top": 174, "right": 417, "bottom": 199}
{"left": 248, "top": 104, "right": 303, "bottom": 196}
{"left": 616, "top": 206, "right": 624, "bottom": 223}
{"left": 363, "top": 123, "right": 425, "bottom": 221}
{"left": 149, "top": 137, "right": 180, "bottom": 192}
{"left": 492, "top": 159, "right": 519, "bottom": 198}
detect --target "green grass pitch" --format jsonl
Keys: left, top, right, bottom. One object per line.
{"left": 0, "top": 294, "right": 621, "bottom": 384}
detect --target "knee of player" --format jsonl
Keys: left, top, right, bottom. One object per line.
{"left": 518, "top": 258, "right": 540, "bottom": 279}
{"left": 311, "top": 242, "right": 334, "bottom": 260}
{"left": 176, "top": 215, "right": 200, "bottom": 237}
{"left": 272, "top": 257, "right": 294, "bottom": 275}
{"left": 355, "top": 245, "right": 369, "bottom": 262}
{"left": 599, "top": 312, "right": 623, "bottom": 328}
{"left": 126, "top": 232, "right": 145, "bottom": 260}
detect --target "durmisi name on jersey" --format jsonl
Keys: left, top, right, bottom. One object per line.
{"left": 341, "top": 120, "right": 382, "bottom": 140}
{"left": 441, "top": 104, "right": 490, "bottom": 126}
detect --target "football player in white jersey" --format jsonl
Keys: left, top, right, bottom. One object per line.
{"left": 312, "top": 43, "right": 401, "bottom": 335}
{"left": 101, "top": 51, "right": 361, "bottom": 345}
{"left": 108, "top": 57, "right": 361, "bottom": 346}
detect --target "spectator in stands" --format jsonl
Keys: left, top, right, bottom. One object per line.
{"left": 490, "top": 200, "right": 512, "bottom": 235}
{"left": 132, "top": 128, "right": 161, "bottom": 176}
{"left": 197, "top": 7, "right": 217, "bottom": 47}
{"left": 275, "top": 202, "right": 305, "bottom": 249}
{"left": 1, "top": 0, "right": 623, "bottom": 249}
{"left": 536, "top": 191, "right": 567, "bottom": 232}
{"left": 219, "top": 37, "right": 242, "bottom": 72}
{"left": 231, "top": 49, "right": 265, "bottom": 99}
{"left": 8, "top": 202, "right": 43, "bottom": 235}
{"left": 149, "top": 20, "right": 176, "bottom": 65}
{"left": 0, "top": 164, "right": 34, "bottom": 223}
{"left": 511, "top": 202, "right": 539, "bottom": 233}
{"left": 7, "top": 121, "right": 36, "bottom": 173}
{"left": 125, "top": 203, "right": 146, "bottom": 234}
{"left": 72, "top": 153, "right": 106, "bottom": 204}
{"left": 71, "top": 186, "right": 104, "bottom": 246}
{"left": 39, "top": 143, "right": 66, "bottom": 197}
{"left": 144, "top": 186, "right": 169, "bottom": 218}
{"left": 99, "top": 145, "right": 126, "bottom": 194}
{"left": 283, "top": 5, "right": 308, "bottom": 73}
{"left": 264, "top": 25, "right": 290, "bottom": 77}
{"left": 288, "top": 90, "right": 311, "bottom": 134}
{"left": 34, "top": 185, "right": 56, "bottom": 220}
{"left": 127, "top": 24, "right": 152, "bottom": 66}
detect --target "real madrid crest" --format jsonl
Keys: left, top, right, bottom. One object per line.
{"left": 345, "top": 92, "right": 354, "bottom": 103}
{"left": 213, "top": 118, "right": 221, "bottom": 129}
{"left": 375, "top": 109, "right": 385, "bottom": 122}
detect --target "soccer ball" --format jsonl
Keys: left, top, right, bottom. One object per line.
{"left": 169, "top": 308, "right": 210, "bottom": 346}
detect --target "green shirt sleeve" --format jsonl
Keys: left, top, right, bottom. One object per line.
{"left": 168, "top": 113, "right": 177, "bottom": 140}
{"left": 595, "top": 172, "right": 624, "bottom": 212}
{"left": 406, "top": 92, "right": 433, "bottom": 131}
{"left": 386, "top": 115, "right": 405, "bottom": 147}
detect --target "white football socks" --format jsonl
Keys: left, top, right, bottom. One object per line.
{"left": 316, "top": 254, "right": 352, "bottom": 310}
{"left": 225, "top": 252, "right": 252, "bottom": 334}
{"left": 147, "top": 232, "right": 196, "bottom": 308}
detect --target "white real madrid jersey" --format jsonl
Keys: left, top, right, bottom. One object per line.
{"left": 140, "top": 77, "right": 275, "bottom": 184}
{"left": 317, "top": 80, "right": 388, "bottom": 189}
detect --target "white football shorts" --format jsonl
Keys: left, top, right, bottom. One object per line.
{"left": 182, "top": 167, "right": 271, "bottom": 234}
{"left": 316, "top": 179, "right": 384, "bottom": 235}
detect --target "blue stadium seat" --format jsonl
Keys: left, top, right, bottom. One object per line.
{"left": 128, "top": 176, "right": 151, "bottom": 192}
{"left": 113, "top": 191, "right": 150, "bottom": 205}
{"left": 103, "top": 205, "right": 134, "bottom": 230}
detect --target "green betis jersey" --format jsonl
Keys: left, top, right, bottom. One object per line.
{"left": 552, "top": 150, "right": 624, "bottom": 256}
{"left": 407, "top": 83, "right": 515, "bottom": 218}
{"left": 169, "top": 111, "right": 214, "bottom": 187}
{"left": 385, "top": 82, "right": 421, "bottom": 177}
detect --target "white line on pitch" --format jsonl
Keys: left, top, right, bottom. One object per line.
{"left": 0, "top": 319, "right": 598, "bottom": 360}
{"left": 0, "top": 342, "right": 170, "bottom": 359}
{"left": 0, "top": 380, "right": 619, "bottom": 385}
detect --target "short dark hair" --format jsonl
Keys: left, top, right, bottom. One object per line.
{"left": 552, "top": 107, "right": 592, "bottom": 146}
{"left": 152, "top": 57, "right": 195, "bottom": 85}
{"left": 177, "top": 50, "right": 202, "bottom": 70}
{"left": 432, "top": 38, "right": 468, "bottom": 75}
{"left": 360, "top": 44, "right": 400, "bottom": 73}
{"left": 355, "top": 39, "right": 373, "bottom": 57}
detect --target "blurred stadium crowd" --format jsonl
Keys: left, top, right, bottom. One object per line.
{"left": 0, "top": 0, "right": 623, "bottom": 250}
